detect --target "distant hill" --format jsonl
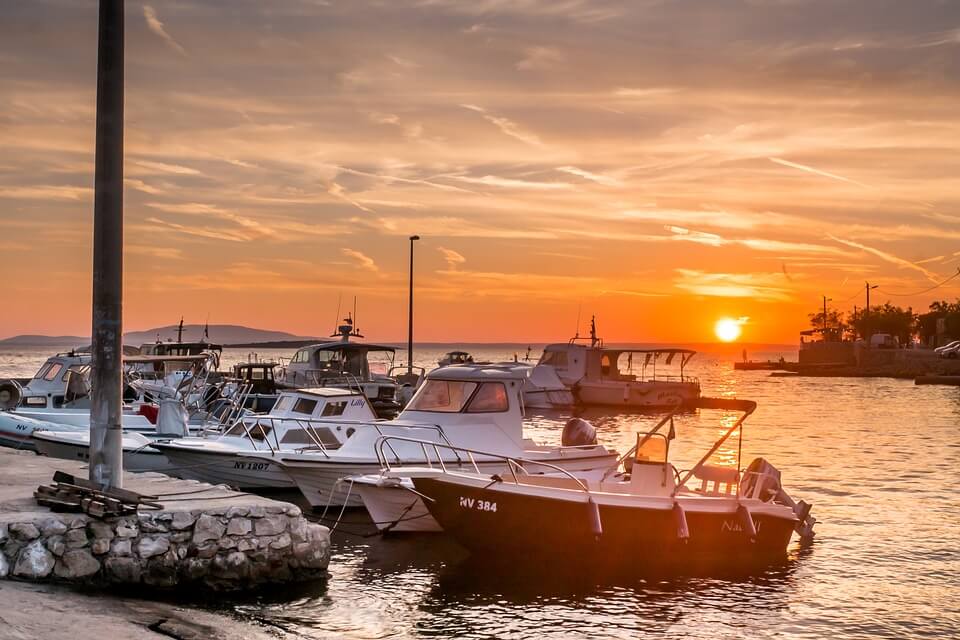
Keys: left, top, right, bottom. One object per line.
{"left": 0, "top": 334, "right": 87, "bottom": 346}
{"left": 0, "top": 325, "right": 319, "bottom": 348}
{"left": 123, "top": 324, "right": 319, "bottom": 346}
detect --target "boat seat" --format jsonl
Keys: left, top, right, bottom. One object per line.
{"left": 629, "top": 461, "right": 676, "bottom": 496}
{"left": 691, "top": 464, "right": 739, "bottom": 495}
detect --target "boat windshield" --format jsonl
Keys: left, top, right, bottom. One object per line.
{"left": 538, "top": 350, "right": 568, "bottom": 367}
{"left": 407, "top": 380, "right": 478, "bottom": 412}
{"left": 407, "top": 380, "right": 510, "bottom": 413}
{"left": 635, "top": 433, "right": 669, "bottom": 464}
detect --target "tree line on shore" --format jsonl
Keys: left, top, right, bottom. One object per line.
{"left": 808, "top": 299, "right": 960, "bottom": 346}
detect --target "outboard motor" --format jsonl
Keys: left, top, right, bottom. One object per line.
{"left": 0, "top": 380, "right": 22, "bottom": 410}
{"left": 561, "top": 417, "right": 597, "bottom": 447}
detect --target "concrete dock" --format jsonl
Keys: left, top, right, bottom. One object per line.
{"left": 0, "top": 448, "right": 329, "bottom": 591}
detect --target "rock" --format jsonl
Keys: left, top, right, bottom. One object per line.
{"left": 137, "top": 536, "right": 170, "bottom": 559}
{"left": 285, "top": 505, "right": 302, "bottom": 517}
{"left": 139, "top": 518, "right": 168, "bottom": 534}
{"left": 65, "top": 528, "right": 88, "bottom": 549}
{"left": 268, "top": 533, "right": 292, "bottom": 550}
{"left": 54, "top": 549, "right": 100, "bottom": 579}
{"left": 219, "top": 537, "right": 238, "bottom": 550}
{"left": 39, "top": 519, "right": 68, "bottom": 537}
{"left": 115, "top": 522, "right": 138, "bottom": 538}
{"left": 0, "top": 552, "right": 8, "bottom": 578}
{"left": 13, "top": 540, "right": 55, "bottom": 578}
{"left": 289, "top": 517, "right": 308, "bottom": 543}
{"left": 87, "top": 521, "right": 114, "bottom": 541}
{"left": 248, "top": 505, "right": 266, "bottom": 519}
{"left": 91, "top": 538, "right": 111, "bottom": 555}
{"left": 45, "top": 536, "right": 66, "bottom": 557}
{"left": 65, "top": 516, "right": 86, "bottom": 530}
{"left": 181, "top": 557, "right": 210, "bottom": 581}
{"left": 171, "top": 511, "right": 197, "bottom": 530}
{"left": 192, "top": 514, "right": 226, "bottom": 544}
{"left": 225, "top": 506, "right": 249, "bottom": 519}
{"left": 169, "top": 531, "right": 191, "bottom": 544}
{"left": 0, "top": 523, "right": 8, "bottom": 544}
{"left": 254, "top": 515, "right": 287, "bottom": 537}
{"left": 292, "top": 541, "right": 329, "bottom": 570}
{"left": 104, "top": 556, "right": 141, "bottom": 583}
{"left": 236, "top": 538, "right": 256, "bottom": 553}
{"left": 144, "top": 550, "right": 178, "bottom": 587}
{"left": 9, "top": 522, "right": 40, "bottom": 541}
{"left": 226, "top": 517, "right": 252, "bottom": 536}
{"left": 195, "top": 542, "right": 219, "bottom": 559}
{"left": 111, "top": 539, "right": 132, "bottom": 556}
{"left": 212, "top": 551, "right": 249, "bottom": 580}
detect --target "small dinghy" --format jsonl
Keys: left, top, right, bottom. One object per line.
{"left": 384, "top": 398, "right": 815, "bottom": 566}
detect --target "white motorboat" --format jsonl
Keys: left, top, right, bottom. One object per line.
{"left": 536, "top": 317, "right": 701, "bottom": 408}
{"left": 151, "top": 387, "right": 378, "bottom": 489}
{"left": 256, "top": 364, "right": 618, "bottom": 510}
{"left": 277, "top": 316, "right": 402, "bottom": 418}
{"left": 32, "top": 430, "right": 169, "bottom": 472}
{"left": 438, "top": 351, "right": 474, "bottom": 367}
{"left": 377, "top": 398, "right": 816, "bottom": 566}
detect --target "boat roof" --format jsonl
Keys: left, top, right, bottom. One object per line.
{"left": 123, "top": 354, "right": 214, "bottom": 363}
{"left": 425, "top": 363, "right": 527, "bottom": 382}
{"left": 602, "top": 347, "right": 697, "bottom": 355}
{"left": 286, "top": 387, "right": 363, "bottom": 397}
{"left": 445, "top": 350, "right": 471, "bottom": 356}
{"left": 297, "top": 341, "right": 396, "bottom": 353}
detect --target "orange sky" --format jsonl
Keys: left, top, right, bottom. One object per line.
{"left": 1, "top": 1, "right": 959, "bottom": 343}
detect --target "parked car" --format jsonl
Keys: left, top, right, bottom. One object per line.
{"left": 939, "top": 342, "right": 960, "bottom": 359}
{"left": 934, "top": 340, "right": 960, "bottom": 354}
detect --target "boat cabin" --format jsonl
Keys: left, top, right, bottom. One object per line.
{"left": 215, "top": 388, "right": 377, "bottom": 452}
{"left": 438, "top": 351, "right": 474, "bottom": 367}
{"left": 140, "top": 340, "right": 223, "bottom": 358}
{"left": 12, "top": 352, "right": 92, "bottom": 409}
{"left": 232, "top": 362, "right": 278, "bottom": 395}
{"left": 397, "top": 364, "right": 527, "bottom": 445}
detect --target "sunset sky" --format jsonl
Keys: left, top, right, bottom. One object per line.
{"left": 1, "top": 0, "right": 958, "bottom": 343}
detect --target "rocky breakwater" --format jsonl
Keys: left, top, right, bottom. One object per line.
{"left": 0, "top": 503, "right": 330, "bottom": 590}
{"left": 0, "top": 450, "right": 330, "bottom": 591}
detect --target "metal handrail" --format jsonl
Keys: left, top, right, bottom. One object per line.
{"left": 601, "top": 402, "right": 682, "bottom": 481}
{"left": 371, "top": 434, "right": 591, "bottom": 494}
{"left": 672, "top": 398, "right": 757, "bottom": 497}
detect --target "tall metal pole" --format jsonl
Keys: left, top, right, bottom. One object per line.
{"left": 89, "top": 0, "right": 124, "bottom": 488}
{"left": 822, "top": 295, "right": 828, "bottom": 334}
{"left": 407, "top": 235, "right": 420, "bottom": 373}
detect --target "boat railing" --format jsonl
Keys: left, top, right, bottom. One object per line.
{"left": 372, "top": 435, "right": 591, "bottom": 493}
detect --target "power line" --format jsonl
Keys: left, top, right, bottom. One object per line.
{"left": 877, "top": 268, "right": 960, "bottom": 298}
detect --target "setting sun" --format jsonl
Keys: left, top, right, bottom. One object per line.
{"left": 715, "top": 318, "right": 743, "bottom": 342}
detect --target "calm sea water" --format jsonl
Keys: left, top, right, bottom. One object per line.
{"left": 3, "top": 345, "right": 958, "bottom": 639}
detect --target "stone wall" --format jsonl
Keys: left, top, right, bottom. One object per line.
{"left": 0, "top": 503, "right": 330, "bottom": 591}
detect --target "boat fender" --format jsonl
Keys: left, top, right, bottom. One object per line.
{"left": 0, "top": 379, "right": 22, "bottom": 410}
{"left": 736, "top": 503, "right": 757, "bottom": 541}
{"left": 673, "top": 502, "right": 689, "bottom": 542}
{"left": 561, "top": 418, "right": 597, "bottom": 447}
{"left": 586, "top": 496, "right": 603, "bottom": 540}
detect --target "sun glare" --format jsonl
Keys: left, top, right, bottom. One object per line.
{"left": 715, "top": 318, "right": 742, "bottom": 342}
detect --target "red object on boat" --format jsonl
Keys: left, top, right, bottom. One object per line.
{"left": 138, "top": 403, "right": 159, "bottom": 424}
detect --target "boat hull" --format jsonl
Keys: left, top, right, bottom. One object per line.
{"left": 32, "top": 435, "right": 169, "bottom": 473}
{"left": 353, "top": 453, "right": 618, "bottom": 531}
{"left": 413, "top": 476, "right": 796, "bottom": 565}
{"left": 0, "top": 413, "right": 82, "bottom": 451}
{"left": 153, "top": 446, "right": 296, "bottom": 489}
{"left": 575, "top": 381, "right": 700, "bottom": 408}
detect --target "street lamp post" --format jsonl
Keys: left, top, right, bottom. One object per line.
{"left": 864, "top": 282, "right": 878, "bottom": 342}
{"left": 407, "top": 235, "right": 420, "bottom": 373}
{"left": 822, "top": 295, "right": 832, "bottom": 338}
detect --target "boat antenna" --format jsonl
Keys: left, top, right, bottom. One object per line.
{"left": 203, "top": 313, "right": 210, "bottom": 342}
{"left": 590, "top": 315, "right": 598, "bottom": 348}
{"left": 177, "top": 317, "right": 184, "bottom": 343}
{"left": 574, "top": 303, "right": 582, "bottom": 339}
{"left": 353, "top": 296, "right": 358, "bottom": 335}
{"left": 333, "top": 293, "right": 342, "bottom": 335}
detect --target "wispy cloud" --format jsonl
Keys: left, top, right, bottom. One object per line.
{"left": 674, "top": 269, "right": 793, "bottom": 301}
{"left": 328, "top": 182, "right": 374, "bottom": 213}
{"left": 460, "top": 104, "right": 542, "bottom": 146}
{"left": 143, "top": 5, "right": 187, "bottom": 56}
{"left": 827, "top": 235, "right": 940, "bottom": 282}
{"left": 769, "top": 157, "right": 869, "bottom": 188}
{"left": 516, "top": 46, "right": 563, "bottom": 71}
{"left": 437, "top": 246, "right": 466, "bottom": 270}
{"left": 341, "top": 248, "right": 378, "bottom": 272}
{"left": 556, "top": 166, "right": 620, "bottom": 186}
